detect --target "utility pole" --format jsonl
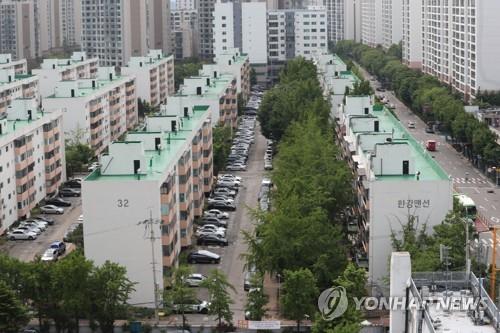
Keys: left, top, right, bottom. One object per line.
{"left": 139, "top": 210, "right": 161, "bottom": 324}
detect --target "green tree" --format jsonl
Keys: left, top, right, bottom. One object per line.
{"left": 281, "top": 268, "right": 318, "bottom": 333}
{"left": 54, "top": 251, "right": 93, "bottom": 333}
{"left": 212, "top": 125, "right": 233, "bottom": 174}
{"left": 65, "top": 143, "right": 94, "bottom": 177}
{"left": 0, "top": 280, "right": 29, "bottom": 333}
{"left": 175, "top": 59, "right": 202, "bottom": 90}
{"left": 88, "top": 261, "right": 136, "bottom": 333}
{"left": 244, "top": 274, "right": 268, "bottom": 320}
{"left": 164, "top": 265, "right": 196, "bottom": 330}
{"left": 201, "top": 269, "right": 236, "bottom": 329}
{"left": 250, "top": 68, "right": 257, "bottom": 85}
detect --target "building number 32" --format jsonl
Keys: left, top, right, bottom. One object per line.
{"left": 117, "top": 199, "right": 129, "bottom": 208}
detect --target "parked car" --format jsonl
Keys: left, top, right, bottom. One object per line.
{"left": 171, "top": 299, "right": 210, "bottom": 314}
{"left": 425, "top": 126, "right": 435, "bottom": 133}
{"left": 208, "top": 196, "right": 234, "bottom": 205}
{"left": 16, "top": 225, "right": 42, "bottom": 235}
{"left": 218, "top": 174, "right": 242, "bottom": 182}
{"left": 264, "top": 161, "right": 273, "bottom": 170}
{"left": 59, "top": 188, "right": 81, "bottom": 197}
{"left": 40, "top": 205, "right": 64, "bottom": 214}
{"left": 50, "top": 241, "right": 66, "bottom": 255}
{"left": 198, "top": 218, "right": 227, "bottom": 228}
{"left": 187, "top": 250, "right": 221, "bottom": 264}
{"left": 19, "top": 221, "right": 47, "bottom": 232}
{"left": 41, "top": 248, "right": 59, "bottom": 262}
{"left": 7, "top": 229, "right": 37, "bottom": 240}
{"left": 197, "top": 234, "right": 229, "bottom": 246}
{"left": 407, "top": 121, "right": 416, "bottom": 129}
{"left": 184, "top": 273, "right": 207, "bottom": 287}
{"left": 197, "top": 224, "right": 227, "bottom": 234}
{"left": 203, "top": 209, "right": 229, "bottom": 219}
{"left": 196, "top": 228, "right": 226, "bottom": 238}
{"left": 217, "top": 181, "right": 239, "bottom": 190}
{"left": 64, "top": 179, "right": 82, "bottom": 188}
{"left": 34, "top": 216, "right": 55, "bottom": 225}
{"left": 88, "top": 162, "right": 100, "bottom": 172}
{"left": 213, "top": 188, "right": 236, "bottom": 197}
{"left": 46, "top": 197, "right": 72, "bottom": 207}
{"left": 226, "top": 163, "right": 247, "bottom": 171}
{"left": 208, "top": 201, "right": 236, "bottom": 211}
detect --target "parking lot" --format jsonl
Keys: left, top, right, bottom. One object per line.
{"left": 170, "top": 92, "right": 269, "bottom": 325}
{"left": 0, "top": 183, "right": 83, "bottom": 262}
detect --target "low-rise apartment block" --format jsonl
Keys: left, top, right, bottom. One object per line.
{"left": 178, "top": 72, "right": 239, "bottom": 128}
{"left": 121, "top": 50, "right": 175, "bottom": 108}
{"left": 317, "top": 54, "right": 453, "bottom": 292}
{"left": 0, "top": 98, "right": 65, "bottom": 233}
{"left": 0, "top": 68, "right": 39, "bottom": 116}
{"left": 32, "top": 52, "right": 99, "bottom": 98}
{"left": 42, "top": 68, "right": 138, "bottom": 155}
{"left": 0, "top": 54, "right": 28, "bottom": 75}
{"left": 83, "top": 103, "right": 213, "bottom": 306}
{"left": 206, "top": 48, "right": 250, "bottom": 103}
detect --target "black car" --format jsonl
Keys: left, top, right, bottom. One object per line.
{"left": 187, "top": 250, "right": 221, "bottom": 264}
{"left": 64, "top": 180, "right": 82, "bottom": 188}
{"left": 59, "top": 188, "right": 81, "bottom": 197}
{"left": 46, "top": 197, "right": 72, "bottom": 207}
{"left": 208, "top": 201, "right": 236, "bottom": 211}
{"left": 197, "top": 234, "right": 228, "bottom": 246}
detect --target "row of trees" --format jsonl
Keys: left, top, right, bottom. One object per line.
{"left": 212, "top": 125, "right": 233, "bottom": 175}
{"left": 248, "top": 58, "right": 366, "bottom": 332}
{"left": 335, "top": 40, "right": 500, "bottom": 168}
{"left": 0, "top": 252, "right": 135, "bottom": 333}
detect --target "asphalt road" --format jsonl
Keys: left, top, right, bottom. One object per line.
{"left": 167, "top": 121, "right": 267, "bottom": 326}
{"left": 358, "top": 65, "right": 500, "bottom": 265}
{"left": 1, "top": 195, "right": 82, "bottom": 261}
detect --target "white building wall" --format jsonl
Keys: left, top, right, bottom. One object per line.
{"left": 242, "top": 2, "right": 268, "bottom": 64}
{"left": 213, "top": 2, "right": 235, "bottom": 60}
{"left": 0, "top": 140, "right": 18, "bottom": 230}
{"left": 402, "top": 0, "right": 422, "bottom": 69}
{"left": 82, "top": 180, "right": 164, "bottom": 306}
{"left": 360, "top": 0, "right": 383, "bottom": 47}
{"left": 294, "top": 10, "right": 328, "bottom": 59}
{"left": 344, "top": 0, "right": 361, "bottom": 42}
{"left": 369, "top": 180, "right": 453, "bottom": 289}
{"left": 381, "top": 0, "right": 401, "bottom": 49}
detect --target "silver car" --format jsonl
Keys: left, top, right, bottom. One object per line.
{"left": 40, "top": 205, "right": 64, "bottom": 214}
{"left": 41, "top": 248, "right": 59, "bottom": 262}
{"left": 7, "top": 229, "right": 37, "bottom": 240}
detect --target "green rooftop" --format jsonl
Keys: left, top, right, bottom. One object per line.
{"left": 352, "top": 106, "right": 449, "bottom": 181}
{"left": 177, "top": 74, "right": 232, "bottom": 98}
{"left": 85, "top": 105, "right": 210, "bottom": 182}
{"left": 45, "top": 75, "right": 132, "bottom": 98}
{"left": 0, "top": 110, "right": 48, "bottom": 140}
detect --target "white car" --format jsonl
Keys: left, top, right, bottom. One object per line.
{"left": 41, "top": 248, "right": 59, "bottom": 262}
{"left": 198, "top": 224, "right": 227, "bottom": 233}
{"left": 196, "top": 228, "right": 226, "bottom": 238}
{"left": 208, "top": 197, "right": 234, "bottom": 205}
{"left": 77, "top": 214, "right": 84, "bottom": 222}
{"left": 226, "top": 164, "right": 247, "bottom": 171}
{"left": 40, "top": 205, "right": 64, "bottom": 214}
{"left": 7, "top": 229, "right": 38, "bottom": 240}
{"left": 203, "top": 209, "right": 230, "bottom": 219}
{"left": 408, "top": 121, "right": 416, "bottom": 129}
{"left": 16, "top": 225, "right": 42, "bottom": 235}
{"left": 19, "top": 221, "right": 47, "bottom": 231}
{"left": 184, "top": 273, "right": 207, "bottom": 287}
{"left": 218, "top": 174, "right": 242, "bottom": 182}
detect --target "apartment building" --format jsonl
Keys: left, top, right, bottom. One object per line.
{"left": 0, "top": 54, "right": 27, "bottom": 75}
{"left": 147, "top": 0, "right": 172, "bottom": 55}
{"left": 43, "top": 68, "right": 137, "bottom": 155}
{"left": 0, "top": 0, "right": 38, "bottom": 60}
{"left": 267, "top": 8, "right": 328, "bottom": 81}
{"left": 176, "top": 0, "right": 196, "bottom": 10}
{"left": 380, "top": 0, "right": 401, "bottom": 49}
{"left": 198, "top": 0, "right": 217, "bottom": 59}
{"left": 0, "top": 68, "right": 39, "bottom": 116}
{"left": 344, "top": 0, "right": 361, "bottom": 42}
{"left": 179, "top": 73, "right": 238, "bottom": 128}
{"left": 419, "top": 0, "right": 500, "bottom": 101}
{"left": 0, "top": 98, "right": 65, "bottom": 233}
{"left": 241, "top": 2, "right": 268, "bottom": 65}
{"left": 401, "top": 0, "right": 422, "bottom": 69}
{"left": 82, "top": 103, "right": 213, "bottom": 307}
{"left": 325, "top": 0, "right": 344, "bottom": 43}
{"left": 32, "top": 52, "right": 99, "bottom": 98}
{"left": 82, "top": 0, "right": 172, "bottom": 67}
{"left": 360, "top": 0, "right": 382, "bottom": 47}
{"left": 316, "top": 54, "right": 453, "bottom": 291}
{"left": 204, "top": 48, "right": 251, "bottom": 103}
{"left": 171, "top": 9, "right": 199, "bottom": 60}
{"left": 38, "top": 0, "right": 82, "bottom": 53}
{"left": 212, "top": 1, "right": 242, "bottom": 60}
{"left": 122, "top": 50, "right": 175, "bottom": 108}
